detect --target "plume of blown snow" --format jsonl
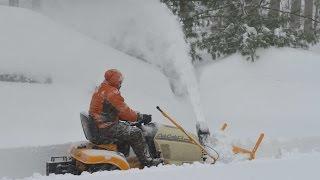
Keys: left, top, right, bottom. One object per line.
{"left": 38, "top": 0, "right": 207, "bottom": 124}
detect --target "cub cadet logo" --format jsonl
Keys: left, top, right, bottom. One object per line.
{"left": 156, "top": 133, "right": 191, "bottom": 143}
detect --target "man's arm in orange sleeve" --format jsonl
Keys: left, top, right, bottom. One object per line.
{"left": 107, "top": 89, "right": 138, "bottom": 122}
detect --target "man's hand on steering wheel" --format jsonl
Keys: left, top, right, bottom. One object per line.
{"left": 137, "top": 113, "right": 152, "bottom": 125}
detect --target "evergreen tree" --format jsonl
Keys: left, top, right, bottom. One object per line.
{"left": 161, "top": 0, "right": 320, "bottom": 62}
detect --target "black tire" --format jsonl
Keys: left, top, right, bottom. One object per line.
{"left": 87, "top": 163, "right": 120, "bottom": 173}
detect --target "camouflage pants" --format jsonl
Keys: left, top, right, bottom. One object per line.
{"left": 99, "top": 121, "right": 150, "bottom": 164}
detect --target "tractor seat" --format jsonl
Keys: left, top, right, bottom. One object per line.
{"left": 80, "top": 112, "right": 117, "bottom": 146}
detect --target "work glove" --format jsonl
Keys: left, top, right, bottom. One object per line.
{"left": 137, "top": 113, "right": 152, "bottom": 125}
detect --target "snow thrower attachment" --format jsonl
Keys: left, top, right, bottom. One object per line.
{"left": 156, "top": 106, "right": 265, "bottom": 162}
{"left": 196, "top": 121, "right": 211, "bottom": 146}
{"left": 232, "top": 133, "right": 265, "bottom": 160}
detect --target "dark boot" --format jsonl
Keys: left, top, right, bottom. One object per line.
{"left": 128, "top": 127, "right": 163, "bottom": 167}
{"left": 144, "top": 157, "right": 164, "bottom": 167}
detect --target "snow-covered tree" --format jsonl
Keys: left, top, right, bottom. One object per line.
{"left": 161, "top": 0, "right": 319, "bottom": 62}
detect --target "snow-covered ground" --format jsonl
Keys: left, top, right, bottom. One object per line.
{"left": 17, "top": 152, "right": 320, "bottom": 180}
{"left": 1, "top": 1, "right": 320, "bottom": 180}
{"left": 200, "top": 47, "right": 320, "bottom": 139}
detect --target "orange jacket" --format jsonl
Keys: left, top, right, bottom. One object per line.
{"left": 89, "top": 69, "right": 138, "bottom": 128}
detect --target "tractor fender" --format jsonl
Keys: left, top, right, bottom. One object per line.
{"left": 70, "top": 147, "right": 130, "bottom": 170}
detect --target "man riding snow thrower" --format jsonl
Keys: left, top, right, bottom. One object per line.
{"left": 89, "top": 69, "right": 163, "bottom": 167}
{"left": 46, "top": 69, "right": 265, "bottom": 175}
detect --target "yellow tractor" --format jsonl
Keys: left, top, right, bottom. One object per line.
{"left": 46, "top": 106, "right": 264, "bottom": 175}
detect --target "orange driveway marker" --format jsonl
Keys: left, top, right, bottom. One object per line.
{"left": 232, "top": 133, "right": 265, "bottom": 160}
{"left": 220, "top": 123, "right": 228, "bottom": 131}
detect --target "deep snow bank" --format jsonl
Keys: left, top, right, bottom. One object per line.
{"left": 0, "top": 6, "right": 196, "bottom": 148}
{"left": 0, "top": 143, "right": 71, "bottom": 179}
{"left": 200, "top": 48, "right": 320, "bottom": 139}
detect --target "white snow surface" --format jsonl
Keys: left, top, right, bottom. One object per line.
{"left": 9, "top": 152, "right": 320, "bottom": 180}
{"left": 1, "top": 2, "right": 320, "bottom": 180}
{"left": 200, "top": 47, "right": 320, "bottom": 139}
